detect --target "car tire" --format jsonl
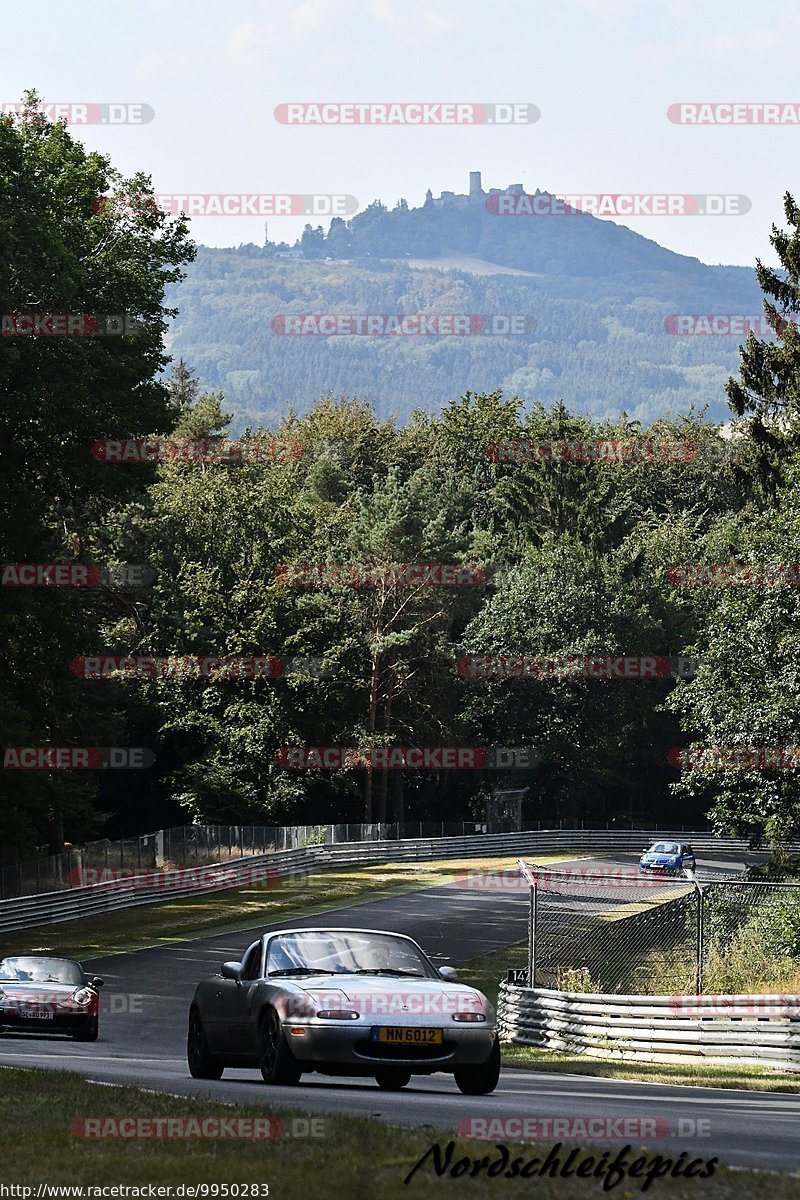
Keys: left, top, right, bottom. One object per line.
{"left": 258, "top": 1009, "right": 302, "bottom": 1086}
{"left": 453, "top": 1037, "right": 501, "bottom": 1096}
{"left": 187, "top": 1008, "right": 224, "bottom": 1080}
{"left": 375, "top": 1068, "right": 411, "bottom": 1090}
{"left": 73, "top": 1015, "right": 99, "bottom": 1042}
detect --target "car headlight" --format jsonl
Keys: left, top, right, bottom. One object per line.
{"left": 316, "top": 1009, "right": 359, "bottom": 1020}
{"left": 59, "top": 988, "right": 93, "bottom": 1009}
{"left": 452, "top": 1012, "right": 486, "bottom": 1023}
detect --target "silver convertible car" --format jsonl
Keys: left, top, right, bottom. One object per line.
{"left": 187, "top": 927, "right": 500, "bottom": 1094}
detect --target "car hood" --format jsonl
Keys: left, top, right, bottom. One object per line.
{"left": 294, "top": 974, "right": 490, "bottom": 1016}
{"left": 0, "top": 981, "right": 77, "bottom": 1000}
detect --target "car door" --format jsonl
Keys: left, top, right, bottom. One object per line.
{"left": 199, "top": 970, "right": 242, "bottom": 1053}
{"left": 226, "top": 940, "right": 264, "bottom": 1055}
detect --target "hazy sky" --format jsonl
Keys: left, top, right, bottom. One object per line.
{"left": 4, "top": 0, "right": 798, "bottom": 267}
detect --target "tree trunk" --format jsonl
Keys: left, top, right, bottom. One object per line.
{"left": 393, "top": 767, "right": 404, "bottom": 828}
{"left": 378, "top": 660, "right": 395, "bottom": 823}
{"left": 364, "top": 647, "right": 381, "bottom": 822}
{"left": 47, "top": 808, "right": 64, "bottom": 857}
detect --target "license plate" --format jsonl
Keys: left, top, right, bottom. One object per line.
{"left": 374, "top": 1026, "right": 443, "bottom": 1044}
{"left": 21, "top": 1010, "right": 53, "bottom": 1020}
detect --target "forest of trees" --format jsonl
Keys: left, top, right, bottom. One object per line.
{"left": 4, "top": 100, "right": 800, "bottom": 860}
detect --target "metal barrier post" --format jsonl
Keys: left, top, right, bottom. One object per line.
{"left": 528, "top": 883, "right": 537, "bottom": 987}
{"left": 694, "top": 880, "right": 705, "bottom": 995}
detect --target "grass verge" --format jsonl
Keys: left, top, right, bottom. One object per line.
{"left": 1, "top": 1065, "right": 795, "bottom": 1196}
{"left": 455, "top": 942, "right": 800, "bottom": 1094}
{"left": 3, "top": 853, "right": 577, "bottom": 961}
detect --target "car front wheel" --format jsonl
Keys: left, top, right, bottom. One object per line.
{"left": 73, "top": 1015, "right": 99, "bottom": 1042}
{"left": 258, "top": 1009, "right": 302, "bottom": 1085}
{"left": 453, "top": 1037, "right": 501, "bottom": 1096}
{"left": 187, "top": 1008, "right": 224, "bottom": 1079}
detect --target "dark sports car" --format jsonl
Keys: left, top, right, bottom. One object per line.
{"left": 0, "top": 955, "right": 103, "bottom": 1040}
{"left": 187, "top": 927, "right": 500, "bottom": 1094}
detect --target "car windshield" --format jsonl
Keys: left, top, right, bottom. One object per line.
{"left": 651, "top": 843, "right": 680, "bottom": 854}
{"left": 0, "top": 956, "right": 84, "bottom": 985}
{"left": 265, "top": 931, "right": 436, "bottom": 978}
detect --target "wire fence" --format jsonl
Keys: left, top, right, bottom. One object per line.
{"left": 0, "top": 819, "right": 521, "bottom": 899}
{"left": 0, "top": 818, "right": 707, "bottom": 901}
{"left": 517, "top": 861, "right": 800, "bottom": 995}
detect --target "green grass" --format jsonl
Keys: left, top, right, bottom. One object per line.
{"left": 456, "top": 942, "right": 800, "bottom": 1094}
{"left": 4, "top": 853, "right": 578, "bottom": 961}
{"left": 0, "top": 1065, "right": 795, "bottom": 1196}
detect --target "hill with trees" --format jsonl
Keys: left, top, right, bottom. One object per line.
{"left": 166, "top": 181, "right": 763, "bottom": 429}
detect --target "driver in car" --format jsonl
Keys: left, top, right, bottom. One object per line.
{"left": 359, "top": 944, "right": 393, "bottom": 971}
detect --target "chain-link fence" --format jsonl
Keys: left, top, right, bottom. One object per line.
{"left": 518, "top": 861, "right": 800, "bottom": 995}
{"left": 0, "top": 819, "right": 518, "bottom": 899}
{"left": 1, "top": 818, "right": 706, "bottom": 901}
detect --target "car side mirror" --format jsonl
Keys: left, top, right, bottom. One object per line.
{"left": 439, "top": 966, "right": 458, "bottom": 981}
{"left": 221, "top": 961, "right": 243, "bottom": 982}
{"left": 90, "top": 977, "right": 104, "bottom": 989}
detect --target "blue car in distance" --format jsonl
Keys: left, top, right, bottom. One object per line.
{"left": 639, "top": 841, "right": 696, "bottom": 874}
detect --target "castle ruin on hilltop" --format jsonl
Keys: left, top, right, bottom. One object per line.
{"left": 424, "top": 171, "right": 528, "bottom": 208}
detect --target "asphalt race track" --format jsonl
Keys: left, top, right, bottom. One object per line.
{"left": 2, "top": 852, "right": 798, "bottom": 1174}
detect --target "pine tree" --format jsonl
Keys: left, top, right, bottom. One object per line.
{"left": 168, "top": 359, "right": 200, "bottom": 412}
{"left": 726, "top": 192, "right": 800, "bottom": 489}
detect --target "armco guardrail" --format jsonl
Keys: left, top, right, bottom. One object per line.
{"left": 497, "top": 982, "right": 800, "bottom": 1071}
{"left": 0, "top": 820, "right": 716, "bottom": 901}
{"left": 0, "top": 828, "right": 777, "bottom": 934}
{"left": 0, "top": 847, "right": 327, "bottom": 934}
